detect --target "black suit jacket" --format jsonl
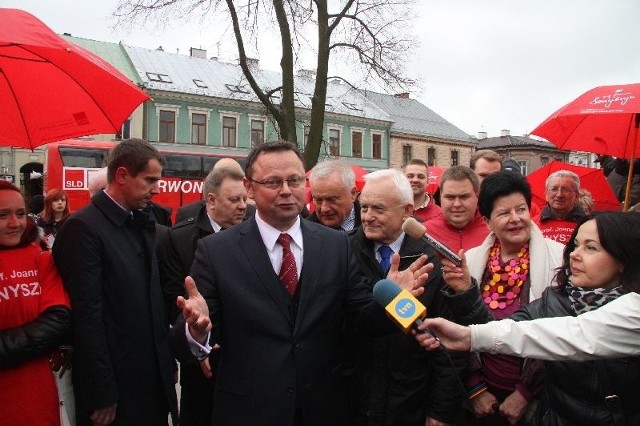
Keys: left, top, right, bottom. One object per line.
{"left": 171, "top": 217, "right": 394, "bottom": 426}
{"left": 306, "top": 201, "right": 362, "bottom": 231}
{"left": 53, "top": 191, "right": 178, "bottom": 425}
{"left": 176, "top": 199, "right": 256, "bottom": 223}
{"left": 349, "top": 228, "right": 467, "bottom": 424}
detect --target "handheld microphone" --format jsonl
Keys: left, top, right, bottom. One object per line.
{"left": 372, "top": 279, "right": 436, "bottom": 339}
{"left": 402, "top": 217, "right": 462, "bottom": 267}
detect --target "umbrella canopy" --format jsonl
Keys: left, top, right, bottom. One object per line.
{"left": 0, "top": 8, "right": 150, "bottom": 149}
{"left": 305, "top": 163, "right": 369, "bottom": 191}
{"left": 426, "top": 166, "right": 446, "bottom": 195}
{"left": 526, "top": 161, "right": 620, "bottom": 212}
{"left": 531, "top": 83, "right": 640, "bottom": 159}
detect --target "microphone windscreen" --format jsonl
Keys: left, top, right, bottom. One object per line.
{"left": 402, "top": 217, "right": 426, "bottom": 240}
{"left": 372, "top": 279, "right": 402, "bottom": 306}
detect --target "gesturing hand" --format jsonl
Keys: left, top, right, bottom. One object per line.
{"left": 176, "top": 276, "right": 211, "bottom": 344}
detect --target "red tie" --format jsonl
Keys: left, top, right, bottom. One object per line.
{"left": 278, "top": 233, "right": 298, "bottom": 295}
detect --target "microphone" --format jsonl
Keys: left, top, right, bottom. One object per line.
{"left": 372, "top": 279, "right": 436, "bottom": 338}
{"left": 402, "top": 217, "right": 462, "bottom": 267}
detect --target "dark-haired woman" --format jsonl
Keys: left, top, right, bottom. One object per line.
{"left": 460, "top": 172, "right": 564, "bottom": 425}
{"left": 0, "top": 181, "right": 72, "bottom": 425}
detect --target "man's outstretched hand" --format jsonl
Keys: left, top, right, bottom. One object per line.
{"left": 177, "top": 276, "right": 211, "bottom": 344}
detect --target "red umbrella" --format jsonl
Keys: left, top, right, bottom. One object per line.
{"left": 526, "top": 161, "right": 620, "bottom": 212}
{"left": 426, "top": 166, "right": 446, "bottom": 195}
{"left": 0, "top": 8, "right": 150, "bottom": 149}
{"left": 531, "top": 83, "right": 640, "bottom": 209}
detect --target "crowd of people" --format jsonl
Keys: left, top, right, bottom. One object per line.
{"left": 2, "top": 139, "right": 639, "bottom": 426}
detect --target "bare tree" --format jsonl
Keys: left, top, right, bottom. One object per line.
{"left": 115, "top": 0, "right": 417, "bottom": 169}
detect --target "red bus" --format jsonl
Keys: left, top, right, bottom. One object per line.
{"left": 44, "top": 139, "right": 246, "bottom": 221}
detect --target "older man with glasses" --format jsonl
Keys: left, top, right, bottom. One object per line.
{"left": 533, "top": 170, "right": 587, "bottom": 244}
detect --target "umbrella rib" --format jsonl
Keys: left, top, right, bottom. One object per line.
{"left": 0, "top": 67, "right": 34, "bottom": 149}
{"left": 18, "top": 44, "right": 122, "bottom": 133}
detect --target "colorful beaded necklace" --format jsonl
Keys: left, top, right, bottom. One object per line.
{"left": 482, "top": 241, "right": 530, "bottom": 310}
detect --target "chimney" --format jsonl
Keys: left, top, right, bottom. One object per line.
{"left": 477, "top": 131, "right": 487, "bottom": 140}
{"left": 501, "top": 129, "right": 510, "bottom": 137}
{"left": 241, "top": 57, "right": 260, "bottom": 70}
{"left": 394, "top": 92, "right": 410, "bottom": 99}
{"left": 190, "top": 47, "right": 207, "bottom": 59}
{"left": 297, "top": 69, "right": 317, "bottom": 79}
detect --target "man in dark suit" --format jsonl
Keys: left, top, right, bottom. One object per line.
{"left": 171, "top": 141, "right": 432, "bottom": 426}
{"left": 306, "top": 160, "right": 361, "bottom": 231}
{"left": 175, "top": 157, "right": 255, "bottom": 223}
{"left": 350, "top": 169, "right": 466, "bottom": 426}
{"left": 157, "top": 166, "right": 247, "bottom": 426}
{"left": 53, "top": 139, "right": 178, "bottom": 425}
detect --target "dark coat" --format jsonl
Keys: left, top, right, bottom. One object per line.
{"left": 512, "top": 288, "right": 640, "bottom": 426}
{"left": 157, "top": 205, "right": 217, "bottom": 426}
{"left": 349, "top": 228, "right": 468, "bottom": 425}
{"left": 306, "top": 201, "right": 362, "bottom": 231}
{"left": 149, "top": 201, "right": 173, "bottom": 227}
{"left": 176, "top": 199, "right": 256, "bottom": 223}
{"left": 170, "top": 218, "right": 396, "bottom": 426}
{"left": 53, "top": 191, "right": 178, "bottom": 425}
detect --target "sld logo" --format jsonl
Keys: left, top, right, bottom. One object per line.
{"left": 394, "top": 298, "right": 416, "bottom": 318}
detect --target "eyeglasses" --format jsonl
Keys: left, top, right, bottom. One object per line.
{"left": 547, "top": 186, "right": 576, "bottom": 194}
{"left": 248, "top": 176, "right": 306, "bottom": 190}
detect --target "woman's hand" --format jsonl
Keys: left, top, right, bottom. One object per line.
{"left": 441, "top": 249, "right": 472, "bottom": 293}
{"left": 499, "top": 389, "right": 528, "bottom": 425}
{"left": 470, "top": 390, "right": 498, "bottom": 417}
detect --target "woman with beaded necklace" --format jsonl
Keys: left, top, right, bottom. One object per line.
{"left": 454, "top": 172, "right": 564, "bottom": 425}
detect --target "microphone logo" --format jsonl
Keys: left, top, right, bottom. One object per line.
{"left": 384, "top": 290, "right": 426, "bottom": 333}
{"left": 395, "top": 298, "right": 417, "bottom": 318}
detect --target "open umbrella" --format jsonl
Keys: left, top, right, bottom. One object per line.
{"left": 0, "top": 8, "right": 150, "bottom": 149}
{"left": 426, "top": 166, "right": 446, "bottom": 195}
{"left": 526, "top": 161, "right": 620, "bottom": 212}
{"left": 531, "top": 83, "right": 640, "bottom": 209}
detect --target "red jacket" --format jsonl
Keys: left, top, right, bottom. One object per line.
{"left": 423, "top": 211, "right": 490, "bottom": 253}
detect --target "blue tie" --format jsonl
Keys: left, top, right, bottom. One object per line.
{"left": 378, "top": 245, "right": 392, "bottom": 272}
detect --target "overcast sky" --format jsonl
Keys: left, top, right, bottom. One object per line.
{"left": 4, "top": 0, "right": 639, "bottom": 138}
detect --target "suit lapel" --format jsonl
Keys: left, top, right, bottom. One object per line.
{"left": 293, "top": 221, "right": 323, "bottom": 334}
{"left": 238, "top": 218, "right": 292, "bottom": 323}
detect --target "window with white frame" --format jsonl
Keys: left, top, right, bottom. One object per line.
{"left": 115, "top": 118, "right": 131, "bottom": 141}
{"left": 220, "top": 112, "right": 240, "bottom": 147}
{"left": 303, "top": 124, "right": 311, "bottom": 148}
{"left": 372, "top": 132, "right": 382, "bottom": 159}
{"left": 328, "top": 126, "right": 341, "bottom": 156}
{"left": 155, "top": 104, "right": 179, "bottom": 143}
{"left": 402, "top": 145, "right": 413, "bottom": 165}
{"left": 427, "top": 147, "right": 436, "bottom": 166}
{"left": 249, "top": 115, "right": 266, "bottom": 148}
{"left": 351, "top": 129, "right": 363, "bottom": 158}
{"left": 517, "top": 160, "right": 529, "bottom": 175}
{"left": 191, "top": 114, "right": 206, "bottom": 145}
{"left": 451, "top": 150, "right": 459, "bottom": 166}
{"left": 188, "top": 107, "right": 210, "bottom": 146}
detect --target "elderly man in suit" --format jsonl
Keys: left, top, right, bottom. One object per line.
{"left": 157, "top": 166, "right": 247, "bottom": 426}
{"left": 171, "top": 141, "right": 432, "bottom": 426}
{"left": 350, "top": 169, "right": 466, "bottom": 426}
{"left": 306, "top": 160, "right": 361, "bottom": 231}
{"left": 53, "top": 139, "right": 177, "bottom": 425}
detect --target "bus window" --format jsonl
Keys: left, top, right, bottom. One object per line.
{"left": 163, "top": 154, "right": 202, "bottom": 178}
{"left": 59, "top": 147, "right": 109, "bottom": 168}
{"left": 203, "top": 156, "right": 247, "bottom": 174}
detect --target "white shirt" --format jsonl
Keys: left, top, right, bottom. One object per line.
{"left": 374, "top": 232, "right": 405, "bottom": 263}
{"left": 470, "top": 292, "right": 640, "bottom": 361}
{"left": 255, "top": 211, "right": 303, "bottom": 277}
